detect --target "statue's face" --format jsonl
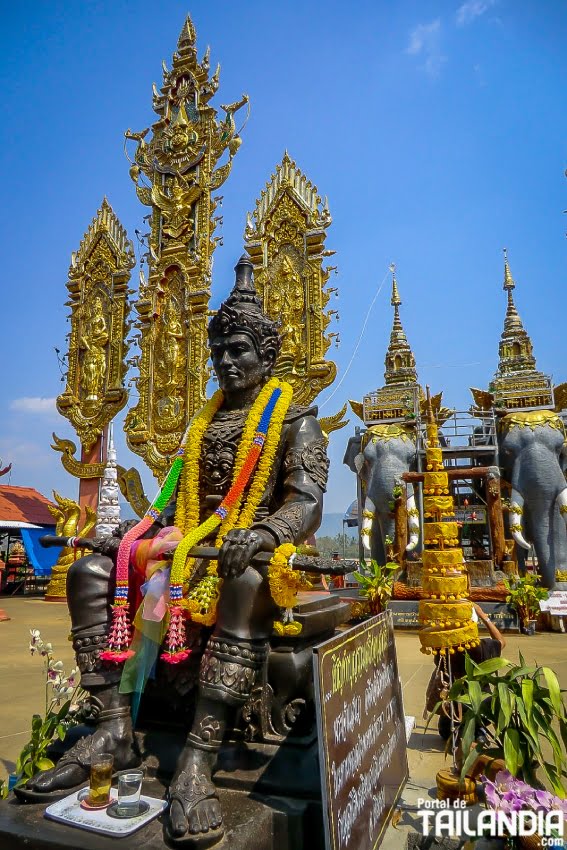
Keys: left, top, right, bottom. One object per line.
{"left": 210, "top": 332, "right": 270, "bottom": 395}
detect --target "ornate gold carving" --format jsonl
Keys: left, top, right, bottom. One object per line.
{"left": 419, "top": 391, "right": 452, "bottom": 426}
{"left": 348, "top": 399, "right": 364, "bottom": 422}
{"left": 45, "top": 493, "right": 97, "bottom": 599}
{"left": 363, "top": 423, "right": 416, "bottom": 446}
{"left": 318, "top": 403, "right": 349, "bottom": 439}
{"left": 470, "top": 387, "right": 495, "bottom": 412}
{"left": 554, "top": 382, "right": 567, "bottom": 413}
{"left": 51, "top": 432, "right": 149, "bottom": 517}
{"left": 56, "top": 199, "right": 134, "bottom": 450}
{"left": 498, "top": 409, "right": 566, "bottom": 436}
{"left": 244, "top": 152, "right": 337, "bottom": 405}
{"left": 124, "top": 16, "right": 248, "bottom": 481}
{"left": 51, "top": 433, "right": 106, "bottom": 478}
{"left": 116, "top": 467, "right": 150, "bottom": 518}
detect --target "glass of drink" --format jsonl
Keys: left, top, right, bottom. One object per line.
{"left": 117, "top": 770, "right": 144, "bottom": 815}
{"left": 88, "top": 753, "right": 114, "bottom": 807}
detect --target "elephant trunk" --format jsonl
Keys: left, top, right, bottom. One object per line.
{"left": 509, "top": 488, "right": 531, "bottom": 551}
{"left": 406, "top": 485, "right": 420, "bottom": 552}
{"left": 360, "top": 496, "right": 375, "bottom": 559}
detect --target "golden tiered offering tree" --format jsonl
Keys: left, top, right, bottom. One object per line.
{"left": 418, "top": 389, "right": 480, "bottom": 658}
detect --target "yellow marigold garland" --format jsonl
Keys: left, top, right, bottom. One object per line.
{"left": 175, "top": 390, "right": 224, "bottom": 535}
{"left": 181, "top": 379, "right": 294, "bottom": 626}
{"left": 268, "top": 543, "right": 312, "bottom": 636}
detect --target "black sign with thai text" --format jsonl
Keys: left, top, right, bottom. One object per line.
{"left": 313, "top": 611, "right": 408, "bottom": 850}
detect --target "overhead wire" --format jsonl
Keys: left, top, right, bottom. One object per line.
{"left": 318, "top": 265, "right": 391, "bottom": 411}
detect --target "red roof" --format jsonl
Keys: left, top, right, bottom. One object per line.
{"left": 0, "top": 485, "right": 55, "bottom": 526}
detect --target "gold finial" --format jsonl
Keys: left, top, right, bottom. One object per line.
{"left": 177, "top": 15, "right": 197, "bottom": 51}
{"left": 390, "top": 263, "right": 401, "bottom": 307}
{"left": 503, "top": 247, "right": 515, "bottom": 292}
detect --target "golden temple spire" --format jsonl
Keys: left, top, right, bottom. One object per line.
{"left": 490, "top": 249, "right": 552, "bottom": 409}
{"left": 502, "top": 247, "right": 523, "bottom": 332}
{"left": 496, "top": 248, "right": 536, "bottom": 376}
{"left": 384, "top": 264, "right": 418, "bottom": 386}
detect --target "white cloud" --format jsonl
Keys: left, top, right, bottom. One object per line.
{"left": 9, "top": 397, "right": 57, "bottom": 415}
{"left": 0, "top": 438, "right": 52, "bottom": 469}
{"left": 456, "top": 0, "right": 496, "bottom": 26}
{"left": 406, "top": 19, "right": 447, "bottom": 77}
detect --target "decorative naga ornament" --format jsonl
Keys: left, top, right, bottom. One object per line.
{"left": 95, "top": 426, "right": 121, "bottom": 538}
{"left": 244, "top": 152, "right": 338, "bottom": 407}
{"left": 56, "top": 198, "right": 135, "bottom": 451}
{"left": 471, "top": 250, "right": 553, "bottom": 412}
{"left": 124, "top": 16, "right": 248, "bottom": 481}
{"left": 45, "top": 493, "right": 97, "bottom": 600}
{"left": 350, "top": 267, "right": 422, "bottom": 424}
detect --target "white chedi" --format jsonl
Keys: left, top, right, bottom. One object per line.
{"left": 96, "top": 427, "right": 121, "bottom": 538}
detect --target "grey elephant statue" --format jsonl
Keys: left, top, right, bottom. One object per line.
{"left": 343, "top": 423, "right": 420, "bottom": 564}
{"left": 498, "top": 410, "right": 567, "bottom": 589}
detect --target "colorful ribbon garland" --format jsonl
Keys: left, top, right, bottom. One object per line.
{"left": 102, "top": 379, "right": 292, "bottom": 663}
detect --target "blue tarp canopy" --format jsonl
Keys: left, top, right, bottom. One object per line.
{"left": 20, "top": 526, "right": 59, "bottom": 576}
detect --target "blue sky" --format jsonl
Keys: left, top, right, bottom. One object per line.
{"left": 0, "top": 1, "right": 565, "bottom": 514}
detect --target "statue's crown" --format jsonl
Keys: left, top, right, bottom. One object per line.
{"left": 208, "top": 254, "right": 281, "bottom": 359}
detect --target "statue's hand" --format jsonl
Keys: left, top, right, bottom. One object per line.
{"left": 218, "top": 528, "right": 274, "bottom": 579}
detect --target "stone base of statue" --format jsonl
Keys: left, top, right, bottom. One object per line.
{"left": 0, "top": 735, "right": 324, "bottom": 850}
{"left": 0, "top": 593, "right": 349, "bottom": 849}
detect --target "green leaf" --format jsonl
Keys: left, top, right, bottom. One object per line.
{"left": 497, "top": 682, "right": 513, "bottom": 728}
{"left": 36, "top": 757, "right": 55, "bottom": 771}
{"left": 460, "top": 715, "right": 476, "bottom": 762}
{"left": 521, "top": 678, "right": 534, "bottom": 717}
{"left": 468, "top": 681, "right": 482, "bottom": 714}
{"left": 471, "top": 657, "right": 510, "bottom": 676}
{"left": 542, "top": 667, "right": 564, "bottom": 718}
{"left": 56, "top": 723, "right": 66, "bottom": 741}
{"left": 460, "top": 745, "right": 481, "bottom": 782}
{"left": 56, "top": 700, "right": 72, "bottom": 721}
{"left": 504, "top": 728, "right": 521, "bottom": 775}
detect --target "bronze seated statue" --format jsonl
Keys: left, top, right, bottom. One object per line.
{"left": 18, "top": 256, "right": 339, "bottom": 847}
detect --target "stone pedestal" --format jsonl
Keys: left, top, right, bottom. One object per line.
{"left": 0, "top": 730, "right": 324, "bottom": 850}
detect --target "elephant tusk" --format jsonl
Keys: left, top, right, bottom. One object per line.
{"left": 509, "top": 488, "right": 531, "bottom": 551}
{"left": 556, "top": 489, "right": 567, "bottom": 528}
{"left": 406, "top": 486, "right": 420, "bottom": 552}
{"left": 360, "top": 496, "right": 375, "bottom": 559}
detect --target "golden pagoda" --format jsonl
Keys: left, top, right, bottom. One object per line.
{"left": 490, "top": 249, "right": 553, "bottom": 411}
{"left": 418, "top": 389, "right": 480, "bottom": 657}
{"left": 357, "top": 266, "right": 422, "bottom": 423}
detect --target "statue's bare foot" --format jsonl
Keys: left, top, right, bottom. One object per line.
{"left": 20, "top": 719, "right": 139, "bottom": 797}
{"left": 167, "top": 749, "right": 223, "bottom": 846}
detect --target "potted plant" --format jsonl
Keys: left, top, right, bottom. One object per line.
{"left": 13, "top": 629, "right": 86, "bottom": 788}
{"left": 353, "top": 558, "right": 399, "bottom": 616}
{"left": 447, "top": 653, "right": 567, "bottom": 796}
{"left": 504, "top": 573, "right": 548, "bottom": 634}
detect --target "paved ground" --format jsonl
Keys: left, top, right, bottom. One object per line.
{"left": 1, "top": 597, "right": 566, "bottom": 846}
